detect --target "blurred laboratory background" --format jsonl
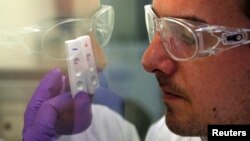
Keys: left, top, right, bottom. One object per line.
{"left": 0, "top": 0, "right": 165, "bottom": 141}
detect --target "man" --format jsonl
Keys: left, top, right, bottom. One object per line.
{"left": 23, "top": 0, "right": 250, "bottom": 140}
{"left": 142, "top": 0, "right": 250, "bottom": 140}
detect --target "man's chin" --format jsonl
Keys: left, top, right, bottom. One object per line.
{"left": 164, "top": 113, "right": 206, "bottom": 136}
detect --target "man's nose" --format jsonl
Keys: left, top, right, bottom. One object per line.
{"left": 141, "top": 33, "right": 177, "bottom": 76}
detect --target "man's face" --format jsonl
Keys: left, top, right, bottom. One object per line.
{"left": 142, "top": 0, "right": 250, "bottom": 136}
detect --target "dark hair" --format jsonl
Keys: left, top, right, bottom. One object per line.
{"left": 243, "top": 0, "right": 250, "bottom": 19}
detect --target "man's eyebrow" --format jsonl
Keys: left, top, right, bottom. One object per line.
{"left": 174, "top": 16, "right": 207, "bottom": 23}
{"left": 151, "top": 5, "right": 207, "bottom": 23}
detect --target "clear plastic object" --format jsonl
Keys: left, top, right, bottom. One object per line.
{"left": 65, "top": 35, "right": 100, "bottom": 97}
{"left": 0, "top": 5, "right": 114, "bottom": 60}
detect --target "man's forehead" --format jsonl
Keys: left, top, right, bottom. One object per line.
{"left": 151, "top": 0, "right": 248, "bottom": 28}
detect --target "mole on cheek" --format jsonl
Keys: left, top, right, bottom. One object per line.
{"left": 247, "top": 70, "right": 250, "bottom": 80}
{"left": 213, "top": 107, "right": 218, "bottom": 119}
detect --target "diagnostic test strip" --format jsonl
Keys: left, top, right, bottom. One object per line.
{"left": 65, "top": 35, "right": 99, "bottom": 97}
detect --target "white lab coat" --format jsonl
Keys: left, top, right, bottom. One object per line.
{"left": 59, "top": 104, "right": 140, "bottom": 141}
{"left": 145, "top": 116, "right": 202, "bottom": 141}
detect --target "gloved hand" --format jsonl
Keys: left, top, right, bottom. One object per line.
{"left": 23, "top": 68, "right": 92, "bottom": 141}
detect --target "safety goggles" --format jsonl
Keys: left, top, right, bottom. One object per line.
{"left": 144, "top": 4, "right": 250, "bottom": 61}
{"left": 0, "top": 5, "right": 114, "bottom": 60}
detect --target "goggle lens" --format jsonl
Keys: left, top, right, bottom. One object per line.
{"left": 145, "top": 8, "right": 155, "bottom": 43}
{"left": 145, "top": 7, "right": 198, "bottom": 60}
{"left": 42, "top": 5, "right": 114, "bottom": 60}
{"left": 158, "top": 19, "right": 198, "bottom": 60}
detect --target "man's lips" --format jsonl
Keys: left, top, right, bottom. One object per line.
{"left": 162, "top": 88, "right": 185, "bottom": 101}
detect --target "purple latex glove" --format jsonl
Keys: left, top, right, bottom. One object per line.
{"left": 23, "top": 68, "right": 92, "bottom": 141}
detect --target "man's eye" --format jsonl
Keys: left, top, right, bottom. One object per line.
{"left": 180, "top": 32, "right": 195, "bottom": 45}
